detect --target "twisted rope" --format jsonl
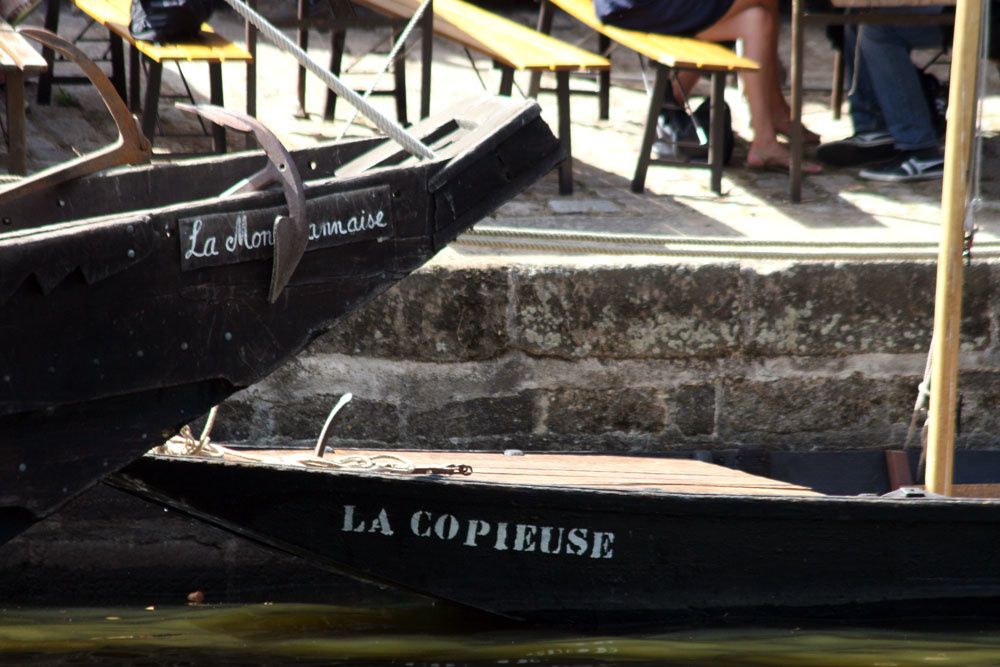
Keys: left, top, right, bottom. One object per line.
{"left": 337, "top": 0, "right": 434, "bottom": 140}
{"left": 458, "top": 226, "right": 1000, "bottom": 260}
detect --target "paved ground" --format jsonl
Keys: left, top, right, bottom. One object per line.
{"left": 5, "top": 2, "right": 999, "bottom": 249}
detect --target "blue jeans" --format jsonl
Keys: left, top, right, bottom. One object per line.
{"left": 844, "top": 9, "right": 945, "bottom": 151}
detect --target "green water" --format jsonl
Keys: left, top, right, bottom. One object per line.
{"left": 4, "top": 603, "right": 1000, "bottom": 666}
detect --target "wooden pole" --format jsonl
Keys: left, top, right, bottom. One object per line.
{"left": 926, "top": 0, "right": 983, "bottom": 495}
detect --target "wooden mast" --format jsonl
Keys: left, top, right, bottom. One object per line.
{"left": 926, "top": 0, "right": 984, "bottom": 495}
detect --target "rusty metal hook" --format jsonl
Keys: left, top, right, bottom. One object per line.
{"left": 0, "top": 27, "right": 151, "bottom": 206}
{"left": 176, "top": 103, "right": 308, "bottom": 303}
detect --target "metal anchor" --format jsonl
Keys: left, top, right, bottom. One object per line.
{"left": 177, "top": 103, "right": 308, "bottom": 303}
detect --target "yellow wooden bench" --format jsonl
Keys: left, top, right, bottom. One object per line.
{"left": 532, "top": 0, "right": 759, "bottom": 193}
{"left": 73, "top": 0, "right": 252, "bottom": 152}
{"left": 1, "top": 20, "right": 47, "bottom": 174}
{"left": 348, "top": 0, "right": 610, "bottom": 194}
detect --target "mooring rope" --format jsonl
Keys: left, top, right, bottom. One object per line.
{"left": 155, "top": 400, "right": 416, "bottom": 474}
{"left": 336, "top": 0, "right": 435, "bottom": 140}
{"left": 221, "top": 0, "right": 436, "bottom": 160}
{"left": 457, "top": 226, "right": 1000, "bottom": 260}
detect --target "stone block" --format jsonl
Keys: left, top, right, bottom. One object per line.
{"left": 954, "top": 371, "right": 1000, "bottom": 446}
{"left": 271, "top": 394, "right": 399, "bottom": 443}
{"left": 720, "top": 374, "right": 916, "bottom": 441}
{"left": 512, "top": 265, "right": 742, "bottom": 359}
{"left": 745, "top": 263, "right": 992, "bottom": 356}
{"left": 407, "top": 394, "right": 536, "bottom": 443}
{"left": 311, "top": 266, "right": 510, "bottom": 361}
{"left": 667, "top": 384, "right": 716, "bottom": 436}
{"left": 544, "top": 388, "right": 665, "bottom": 435}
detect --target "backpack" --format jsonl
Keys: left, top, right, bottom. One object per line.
{"left": 657, "top": 97, "right": 735, "bottom": 165}
{"left": 130, "top": 0, "right": 214, "bottom": 42}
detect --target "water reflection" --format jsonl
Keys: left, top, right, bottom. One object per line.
{"left": 3, "top": 602, "right": 1000, "bottom": 666}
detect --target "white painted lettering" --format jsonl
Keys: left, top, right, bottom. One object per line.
{"left": 184, "top": 219, "right": 220, "bottom": 259}
{"left": 434, "top": 514, "right": 460, "bottom": 540}
{"left": 494, "top": 521, "right": 510, "bottom": 551}
{"left": 410, "top": 510, "right": 433, "bottom": 537}
{"left": 370, "top": 508, "right": 394, "bottom": 536}
{"left": 513, "top": 524, "right": 538, "bottom": 552}
{"left": 464, "top": 519, "right": 491, "bottom": 547}
{"left": 566, "top": 527, "right": 589, "bottom": 556}
{"left": 591, "top": 531, "right": 615, "bottom": 559}
{"left": 539, "top": 526, "right": 565, "bottom": 554}
{"left": 342, "top": 505, "right": 365, "bottom": 533}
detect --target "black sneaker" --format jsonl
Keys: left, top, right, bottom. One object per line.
{"left": 859, "top": 152, "right": 944, "bottom": 182}
{"left": 817, "top": 131, "right": 897, "bottom": 167}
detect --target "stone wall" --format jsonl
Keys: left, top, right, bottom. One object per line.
{"left": 209, "top": 257, "right": 1000, "bottom": 452}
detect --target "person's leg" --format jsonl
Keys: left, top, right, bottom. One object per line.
{"left": 843, "top": 23, "right": 886, "bottom": 136}
{"left": 696, "top": 0, "right": 820, "bottom": 171}
{"left": 856, "top": 15, "right": 943, "bottom": 152}
{"left": 855, "top": 13, "right": 946, "bottom": 181}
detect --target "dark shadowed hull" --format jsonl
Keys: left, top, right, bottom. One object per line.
{"left": 112, "top": 449, "right": 1000, "bottom": 629}
{"left": 0, "top": 97, "right": 562, "bottom": 546}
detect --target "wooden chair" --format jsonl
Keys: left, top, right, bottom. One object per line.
{"left": 0, "top": 19, "right": 47, "bottom": 174}
{"left": 344, "top": 0, "right": 610, "bottom": 194}
{"left": 531, "top": 0, "right": 758, "bottom": 194}
{"left": 72, "top": 0, "right": 252, "bottom": 152}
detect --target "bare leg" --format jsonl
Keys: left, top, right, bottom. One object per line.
{"left": 696, "top": 0, "right": 820, "bottom": 170}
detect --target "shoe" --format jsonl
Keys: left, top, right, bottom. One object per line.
{"left": 859, "top": 152, "right": 944, "bottom": 183}
{"left": 652, "top": 139, "right": 682, "bottom": 161}
{"left": 816, "top": 132, "right": 897, "bottom": 167}
{"left": 746, "top": 149, "right": 822, "bottom": 175}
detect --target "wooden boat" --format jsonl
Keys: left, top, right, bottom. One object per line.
{"left": 106, "top": 6, "right": 1000, "bottom": 618}
{"left": 0, "top": 90, "right": 564, "bottom": 546}
{"left": 110, "top": 445, "right": 1000, "bottom": 627}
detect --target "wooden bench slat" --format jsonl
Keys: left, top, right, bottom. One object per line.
{"left": 0, "top": 20, "right": 47, "bottom": 72}
{"left": 352, "top": 0, "right": 609, "bottom": 72}
{"left": 548, "top": 0, "right": 758, "bottom": 72}
{"left": 73, "top": 0, "right": 251, "bottom": 63}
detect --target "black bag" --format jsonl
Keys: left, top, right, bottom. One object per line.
{"left": 130, "top": 0, "right": 214, "bottom": 42}
{"left": 656, "top": 97, "right": 735, "bottom": 165}
{"left": 918, "top": 68, "right": 947, "bottom": 140}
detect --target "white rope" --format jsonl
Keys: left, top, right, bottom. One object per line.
{"left": 458, "top": 225, "right": 1000, "bottom": 260}
{"left": 337, "top": 0, "right": 434, "bottom": 140}
{"left": 221, "top": 0, "right": 436, "bottom": 160}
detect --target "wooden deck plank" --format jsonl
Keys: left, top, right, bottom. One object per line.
{"left": 216, "top": 448, "right": 823, "bottom": 496}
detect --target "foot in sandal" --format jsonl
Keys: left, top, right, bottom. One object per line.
{"left": 746, "top": 144, "right": 822, "bottom": 174}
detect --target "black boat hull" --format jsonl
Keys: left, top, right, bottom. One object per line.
{"left": 113, "top": 452, "right": 1000, "bottom": 628}
{"left": 0, "top": 97, "right": 562, "bottom": 544}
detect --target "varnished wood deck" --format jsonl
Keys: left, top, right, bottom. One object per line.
{"left": 215, "top": 448, "right": 823, "bottom": 497}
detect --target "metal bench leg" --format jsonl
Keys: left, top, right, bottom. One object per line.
{"left": 831, "top": 47, "right": 843, "bottom": 120}
{"left": 209, "top": 62, "right": 226, "bottom": 153}
{"left": 140, "top": 59, "right": 163, "bottom": 146}
{"left": 323, "top": 28, "right": 346, "bottom": 120}
{"left": 36, "top": 0, "right": 60, "bottom": 105}
{"left": 5, "top": 69, "right": 27, "bottom": 175}
{"left": 707, "top": 71, "right": 724, "bottom": 195}
{"left": 126, "top": 42, "right": 139, "bottom": 112}
{"left": 598, "top": 33, "right": 610, "bottom": 120}
{"left": 789, "top": 0, "right": 804, "bottom": 203}
{"left": 556, "top": 70, "right": 572, "bottom": 195}
{"left": 296, "top": 0, "right": 309, "bottom": 117}
{"left": 527, "top": 0, "right": 553, "bottom": 98}
{"left": 245, "top": 0, "right": 258, "bottom": 149}
{"left": 631, "top": 63, "right": 667, "bottom": 194}
{"left": 420, "top": 0, "right": 433, "bottom": 119}
{"left": 392, "top": 26, "right": 408, "bottom": 125}
{"left": 498, "top": 66, "right": 514, "bottom": 96}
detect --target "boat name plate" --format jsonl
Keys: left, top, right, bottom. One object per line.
{"left": 177, "top": 185, "right": 393, "bottom": 271}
